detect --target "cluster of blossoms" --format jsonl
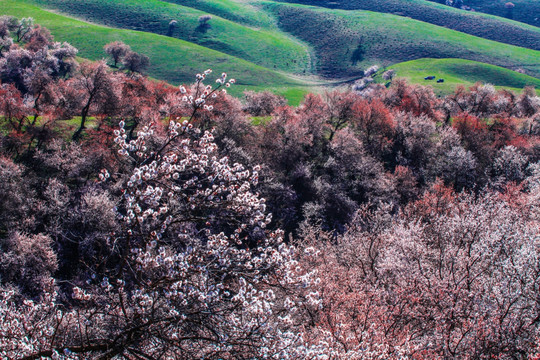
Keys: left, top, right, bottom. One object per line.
{"left": 97, "top": 168, "right": 109, "bottom": 182}
{"left": 0, "top": 70, "right": 320, "bottom": 359}
{"left": 115, "top": 125, "right": 267, "bottom": 230}
{"left": 179, "top": 69, "right": 234, "bottom": 110}
{"left": 353, "top": 65, "right": 379, "bottom": 93}
{"left": 113, "top": 120, "right": 153, "bottom": 158}
{"left": 0, "top": 285, "right": 81, "bottom": 359}
{"left": 112, "top": 71, "right": 270, "bottom": 239}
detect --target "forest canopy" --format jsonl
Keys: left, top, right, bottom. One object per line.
{"left": 1, "top": 18, "right": 540, "bottom": 359}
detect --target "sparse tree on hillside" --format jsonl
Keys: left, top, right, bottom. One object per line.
{"left": 0, "top": 17, "right": 15, "bottom": 55}
{"left": 104, "top": 41, "right": 130, "bottom": 68}
{"left": 382, "top": 69, "right": 395, "bottom": 82}
{"left": 518, "top": 86, "right": 540, "bottom": 118}
{"left": 70, "top": 61, "right": 118, "bottom": 140}
{"left": 505, "top": 2, "right": 515, "bottom": 19}
{"left": 0, "top": 83, "right": 29, "bottom": 134}
{"left": 121, "top": 50, "right": 149, "bottom": 75}
{"left": 24, "top": 25, "right": 52, "bottom": 52}
{"left": 167, "top": 19, "right": 178, "bottom": 36}
{"left": 197, "top": 15, "right": 212, "bottom": 33}
{"left": 198, "top": 14, "right": 212, "bottom": 26}
{"left": 13, "top": 17, "right": 33, "bottom": 43}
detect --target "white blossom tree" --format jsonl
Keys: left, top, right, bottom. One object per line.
{"left": 0, "top": 71, "right": 320, "bottom": 359}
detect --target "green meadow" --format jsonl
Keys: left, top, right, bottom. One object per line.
{"left": 1, "top": 0, "right": 538, "bottom": 102}
{"left": 271, "top": 0, "right": 540, "bottom": 51}
{"left": 264, "top": 3, "right": 540, "bottom": 78}
{"left": 387, "top": 58, "right": 540, "bottom": 95}
{"left": 0, "top": 0, "right": 310, "bottom": 103}
{"left": 28, "top": 0, "right": 312, "bottom": 74}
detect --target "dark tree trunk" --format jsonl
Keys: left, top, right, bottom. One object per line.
{"left": 73, "top": 95, "right": 93, "bottom": 141}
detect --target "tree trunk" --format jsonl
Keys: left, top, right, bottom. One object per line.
{"left": 73, "top": 98, "right": 92, "bottom": 141}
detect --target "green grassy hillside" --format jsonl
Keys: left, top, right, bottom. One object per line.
{"left": 159, "top": 0, "right": 277, "bottom": 29}
{"left": 2, "top": 0, "right": 538, "bottom": 103}
{"left": 428, "top": 0, "right": 540, "bottom": 28}
{"left": 264, "top": 2, "right": 540, "bottom": 79}
{"left": 0, "top": 0, "right": 306, "bottom": 98}
{"left": 29, "top": 0, "right": 312, "bottom": 74}
{"left": 272, "top": 0, "right": 540, "bottom": 51}
{"left": 387, "top": 58, "right": 540, "bottom": 95}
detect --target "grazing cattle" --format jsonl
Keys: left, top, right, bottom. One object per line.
{"left": 437, "top": 78, "right": 445, "bottom": 83}
{"left": 424, "top": 76, "right": 436, "bottom": 80}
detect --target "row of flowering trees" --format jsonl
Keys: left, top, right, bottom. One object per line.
{"left": 1, "top": 18, "right": 540, "bottom": 358}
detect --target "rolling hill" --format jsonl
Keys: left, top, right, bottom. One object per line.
{"left": 271, "top": 0, "right": 540, "bottom": 51}
{"left": 0, "top": 0, "right": 308, "bottom": 100}
{"left": 1, "top": 0, "right": 539, "bottom": 101}
{"left": 159, "top": 0, "right": 277, "bottom": 29}
{"left": 30, "top": 0, "right": 312, "bottom": 74}
{"left": 387, "top": 58, "right": 540, "bottom": 95}
{"left": 427, "top": 0, "right": 540, "bottom": 28}
{"left": 263, "top": 2, "right": 540, "bottom": 78}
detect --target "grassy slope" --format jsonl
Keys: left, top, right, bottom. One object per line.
{"left": 0, "top": 0, "right": 306, "bottom": 98}
{"left": 29, "top": 0, "right": 312, "bottom": 74}
{"left": 159, "top": 0, "right": 277, "bottom": 29}
{"left": 387, "top": 58, "right": 540, "bottom": 95}
{"left": 2, "top": 0, "right": 537, "bottom": 103}
{"left": 271, "top": 0, "right": 540, "bottom": 52}
{"left": 263, "top": 2, "right": 540, "bottom": 79}
{"left": 427, "top": 0, "right": 540, "bottom": 28}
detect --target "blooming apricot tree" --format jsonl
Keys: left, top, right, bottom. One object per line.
{"left": 0, "top": 71, "right": 319, "bottom": 359}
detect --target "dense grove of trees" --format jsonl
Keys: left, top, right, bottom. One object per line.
{"left": 1, "top": 17, "right": 540, "bottom": 358}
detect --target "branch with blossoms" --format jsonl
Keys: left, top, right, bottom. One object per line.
{"left": 1, "top": 70, "right": 323, "bottom": 360}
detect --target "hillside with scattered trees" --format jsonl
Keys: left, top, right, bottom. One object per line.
{"left": 1, "top": 0, "right": 539, "bottom": 99}
{"left": 1, "top": 17, "right": 540, "bottom": 358}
